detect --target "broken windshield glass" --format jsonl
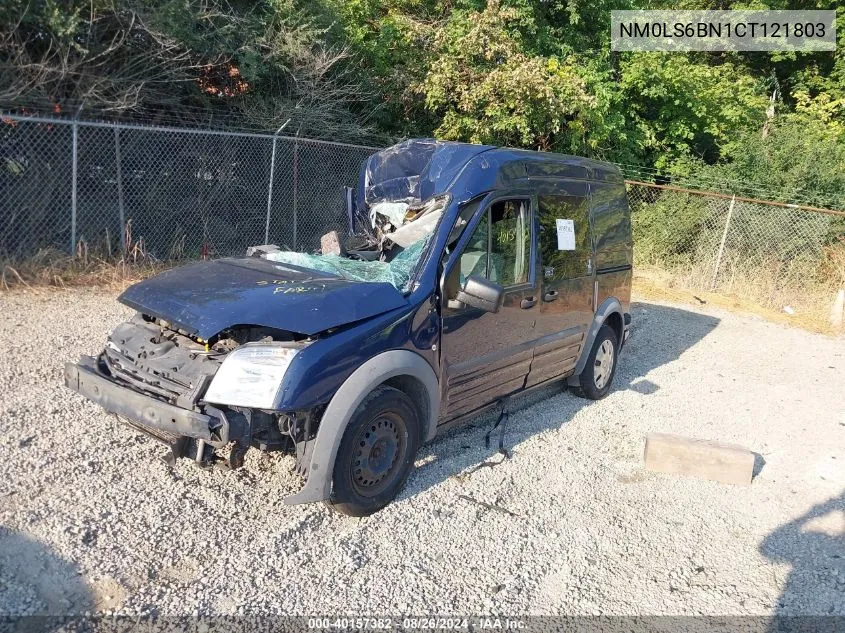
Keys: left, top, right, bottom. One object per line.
{"left": 261, "top": 235, "right": 432, "bottom": 292}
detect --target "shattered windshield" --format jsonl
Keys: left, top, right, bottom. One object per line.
{"left": 259, "top": 195, "right": 447, "bottom": 292}
{"left": 261, "top": 236, "right": 432, "bottom": 292}
{"left": 362, "top": 139, "right": 439, "bottom": 204}
{"left": 252, "top": 140, "right": 475, "bottom": 292}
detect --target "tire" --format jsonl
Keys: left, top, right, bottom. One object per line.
{"left": 572, "top": 325, "right": 619, "bottom": 400}
{"left": 326, "top": 385, "right": 421, "bottom": 517}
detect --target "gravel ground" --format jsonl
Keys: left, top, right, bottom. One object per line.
{"left": 0, "top": 288, "right": 843, "bottom": 617}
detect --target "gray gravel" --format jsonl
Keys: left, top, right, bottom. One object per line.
{"left": 0, "top": 288, "right": 843, "bottom": 617}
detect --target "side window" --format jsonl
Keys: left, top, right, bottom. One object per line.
{"left": 590, "top": 181, "right": 632, "bottom": 269}
{"left": 459, "top": 199, "right": 530, "bottom": 287}
{"left": 538, "top": 194, "right": 592, "bottom": 280}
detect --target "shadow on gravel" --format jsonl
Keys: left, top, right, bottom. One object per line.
{"left": 761, "top": 491, "right": 845, "bottom": 617}
{"left": 617, "top": 301, "right": 720, "bottom": 394}
{"left": 404, "top": 302, "right": 720, "bottom": 501}
{"left": 0, "top": 527, "right": 94, "bottom": 620}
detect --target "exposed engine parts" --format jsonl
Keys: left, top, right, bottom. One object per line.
{"left": 100, "top": 314, "right": 320, "bottom": 473}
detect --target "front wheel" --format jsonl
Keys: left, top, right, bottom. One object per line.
{"left": 572, "top": 325, "right": 619, "bottom": 400}
{"left": 326, "top": 385, "right": 421, "bottom": 516}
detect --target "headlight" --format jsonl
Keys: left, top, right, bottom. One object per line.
{"left": 203, "top": 345, "right": 300, "bottom": 409}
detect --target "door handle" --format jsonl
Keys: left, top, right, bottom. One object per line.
{"left": 520, "top": 296, "right": 537, "bottom": 309}
{"left": 543, "top": 290, "right": 559, "bottom": 302}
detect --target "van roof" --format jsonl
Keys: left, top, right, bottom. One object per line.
{"left": 358, "top": 139, "right": 623, "bottom": 207}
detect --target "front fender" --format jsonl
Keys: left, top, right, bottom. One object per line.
{"left": 284, "top": 349, "right": 439, "bottom": 505}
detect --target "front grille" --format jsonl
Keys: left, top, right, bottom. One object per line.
{"left": 102, "top": 347, "right": 187, "bottom": 403}
{"left": 102, "top": 316, "right": 221, "bottom": 406}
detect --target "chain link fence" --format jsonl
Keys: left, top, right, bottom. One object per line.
{"left": 4, "top": 113, "right": 845, "bottom": 319}
{"left": 627, "top": 180, "right": 845, "bottom": 314}
{"left": 0, "top": 114, "right": 376, "bottom": 260}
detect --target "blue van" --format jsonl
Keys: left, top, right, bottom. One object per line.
{"left": 65, "top": 139, "right": 632, "bottom": 515}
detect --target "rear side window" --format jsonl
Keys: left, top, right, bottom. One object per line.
{"left": 590, "top": 181, "right": 632, "bottom": 270}
{"left": 538, "top": 194, "right": 592, "bottom": 280}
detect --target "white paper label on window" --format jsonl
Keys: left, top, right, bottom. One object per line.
{"left": 556, "top": 218, "right": 575, "bottom": 251}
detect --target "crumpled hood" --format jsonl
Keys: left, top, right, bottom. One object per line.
{"left": 118, "top": 258, "right": 408, "bottom": 339}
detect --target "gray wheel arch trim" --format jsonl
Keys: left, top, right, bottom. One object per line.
{"left": 284, "top": 349, "right": 439, "bottom": 505}
{"left": 568, "top": 297, "right": 624, "bottom": 383}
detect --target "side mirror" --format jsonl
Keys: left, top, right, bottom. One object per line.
{"left": 454, "top": 275, "right": 504, "bottom": 313}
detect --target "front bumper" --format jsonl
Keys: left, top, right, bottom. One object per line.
{"left": 64, "top": 356, "right": 227, "bottom": 446}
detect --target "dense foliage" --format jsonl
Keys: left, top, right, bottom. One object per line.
{"left": 1, "top": 0, "right": 843, "bottom": 204}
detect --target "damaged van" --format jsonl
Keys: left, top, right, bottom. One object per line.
{"left": 64, "top": 139, "right": 632, "bottom": 516}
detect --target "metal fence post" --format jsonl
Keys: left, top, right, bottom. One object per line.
{"left": 292, "top": 135, "right": 299, "bottom": 250}
{"left": 114, "top": 126, "right": 126, "bottom": 254}
{"left": 70, "top": 120, "right": 79, "bottom": 254}
{"left": 264, "top": 120, "right": 290, "bottom": 245}
{"left": 711, "top": 194, "right": 736, "bottom": 290}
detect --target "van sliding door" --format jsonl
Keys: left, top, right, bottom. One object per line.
{"left": 527, "top": 180, "right": 595, "bottom": 387}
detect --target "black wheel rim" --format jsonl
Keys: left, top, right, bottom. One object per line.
{"left": 351, "top": 411, "right": 408, "bottom": 497}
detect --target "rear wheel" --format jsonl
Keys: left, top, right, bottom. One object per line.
{"left": 326, "top": 385, "right": 421, "bottom": 516}
{"left": 572, "top": 325, "right": 619, "bottom": 400}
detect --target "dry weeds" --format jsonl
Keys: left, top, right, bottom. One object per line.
{"left": 0, "top": 248, "right": 171, "bottom": 292}
{"left": 633, "top": 268, "right": 841, "bottom": 336}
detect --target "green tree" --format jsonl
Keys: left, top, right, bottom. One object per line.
{"left": 619, "top": 54, "right": 768, "bottom": 170}
{"left": 2, "top": 0, "right": 844, "bottom": 204}
{"left": 419, "top": 1, "right": 595, "bottom": 150}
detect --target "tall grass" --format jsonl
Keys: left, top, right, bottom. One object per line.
{"left": 631, "top": 189, "right": 845, "bottom": 328}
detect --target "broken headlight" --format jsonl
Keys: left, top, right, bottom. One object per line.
{"left": 203, "top": 344, "right": 299, "bottom": 409}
